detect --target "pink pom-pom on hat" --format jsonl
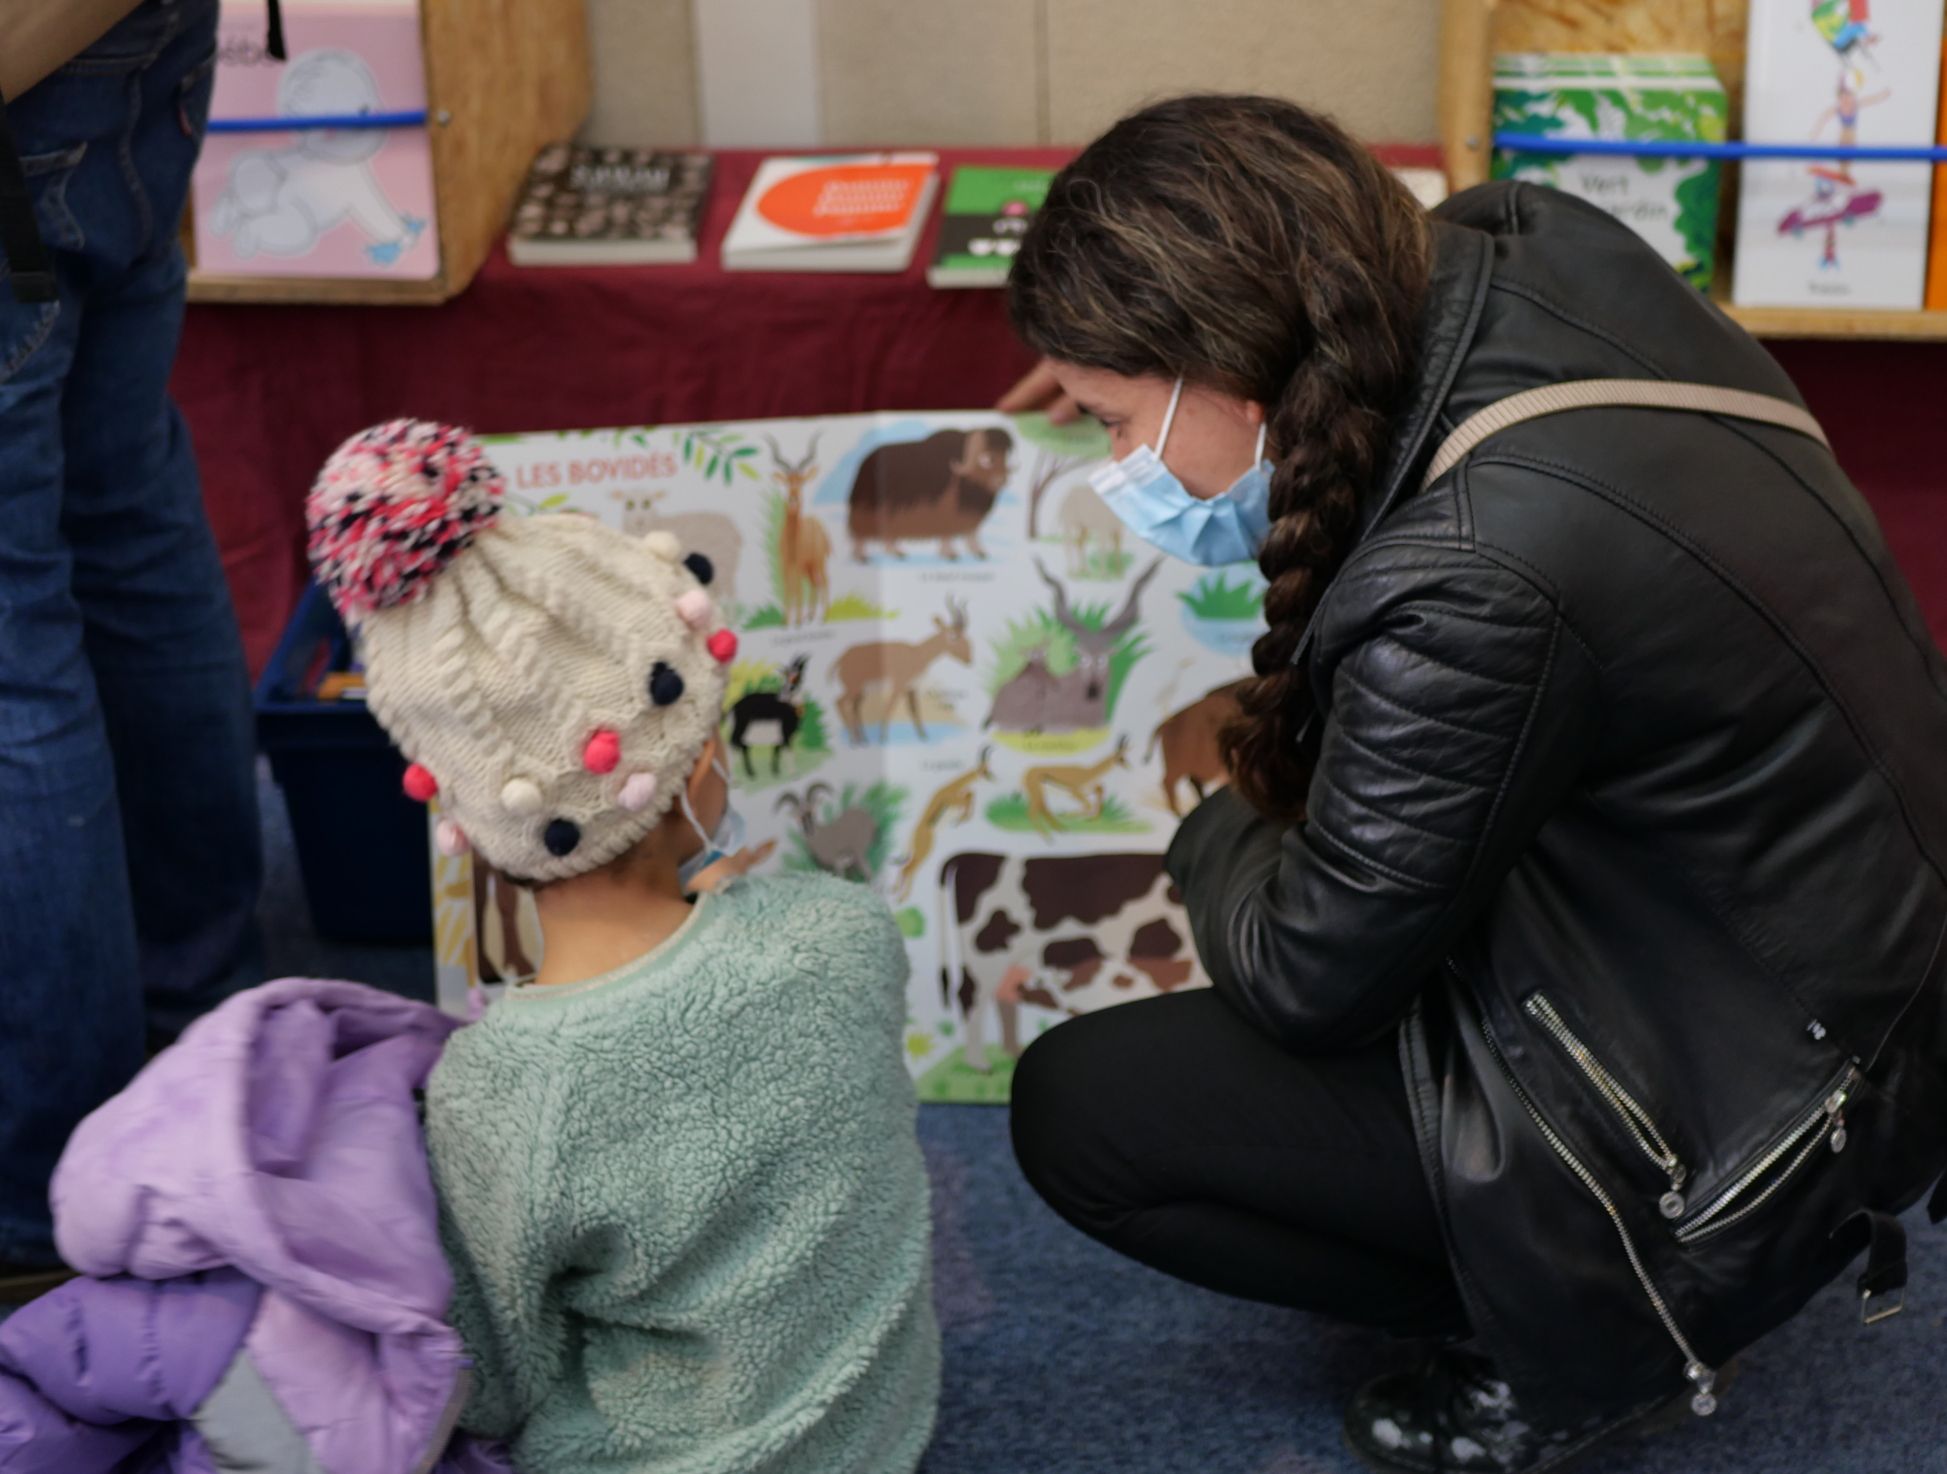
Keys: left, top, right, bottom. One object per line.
{"left": 307, "top": 419, "right": 504, "bottom": 621}
{"left": 582, "top": 729, "right": 621, "bottom": 774}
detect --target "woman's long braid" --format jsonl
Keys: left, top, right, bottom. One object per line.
{"left": 1008, "top": 94, "right": 1432, "bottom": 821}
{"left": 1224, "top": 238, "right": 1427, "bottom": 821}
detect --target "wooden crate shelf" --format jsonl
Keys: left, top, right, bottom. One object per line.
{"left": 186, "top": 0, "right": 589, "bottom": 307}
{"left": 1438, "top": 0, "right": 1947, "bottom": 341}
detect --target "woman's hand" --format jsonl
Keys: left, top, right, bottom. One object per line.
{"left": 996, "top": 358, "right": 1083, "bottom": 425}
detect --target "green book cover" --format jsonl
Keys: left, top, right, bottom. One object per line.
{"left": 928, "top": 165, "right": 1056, "bottom": 286}
{"left": 1491, "top": 52, "right": 1728, "bottom": 290}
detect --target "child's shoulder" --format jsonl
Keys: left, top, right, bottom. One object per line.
{"left": 712, "top": 873, "right": 905, "bottom": 962}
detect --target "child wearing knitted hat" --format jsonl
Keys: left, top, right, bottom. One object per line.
{"left": 306, "top": 421, "right": 940, "bottom": 1474}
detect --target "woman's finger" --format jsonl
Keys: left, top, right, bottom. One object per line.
{"left": 996, "top": 358, "right": 1063, "bottom": 414}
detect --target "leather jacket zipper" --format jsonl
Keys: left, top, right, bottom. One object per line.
{"left": 1525, "top": 993, "right": 1690, "bottom": 1219}
{"left": 1674, "top": 1064, "right": 1858, "bottom": 1246}
{"left": 1468, "top": 979, "right": 1722, "bottom": 1417}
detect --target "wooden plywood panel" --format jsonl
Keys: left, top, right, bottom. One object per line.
{"left": 424, "top": 0, "right": 594, "bottom": 296}
{"left": 1494, "top": 0, "right": 1750, "bottom": 120}
{"left": 818, "top": 0, "right": 1041, "bottom": 147}
{"left": 583, "top": 0, "right": 699, "bottom": 147}
{"left": 1046, "top": 0, "right": 1439, "bottom": 148}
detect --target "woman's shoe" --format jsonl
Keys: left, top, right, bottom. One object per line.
{"left": 1343, "top": 1346, "right": 1653, "bottom": 1474}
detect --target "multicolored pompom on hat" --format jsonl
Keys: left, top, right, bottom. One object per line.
{"left": 306, "top": 420, "right": 738, "bottom": 883}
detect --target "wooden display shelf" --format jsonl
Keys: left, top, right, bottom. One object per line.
{"left": 1719, "top": 299, "right": 1947, "bottom": 340}
{"left": 185, "top": 0, "right": 589, "bottom": 307}
{"left": 1437, "top": 0, "right": 1947, "bottom": 341}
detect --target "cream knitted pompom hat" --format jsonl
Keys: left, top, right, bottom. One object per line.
{"left": 306, "top": 420, "right": 738, "bottom": 883}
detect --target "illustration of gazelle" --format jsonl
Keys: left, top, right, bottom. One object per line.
{"left": 1020, "top": 736, "right": 1131, "bottom": 837}
{"left": 891, "top": 747, "right": 994, "bottom": 903}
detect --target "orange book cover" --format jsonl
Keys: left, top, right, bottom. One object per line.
{"left": 1929, "top": 40, "right": 1947, "bottom": 309}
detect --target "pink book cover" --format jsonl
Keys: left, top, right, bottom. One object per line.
{"left": 193, "top": 1, "right": 439, "bottom": 279}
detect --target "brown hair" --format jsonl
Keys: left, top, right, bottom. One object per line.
{"left": 1008, "top": 95, "right": 1432, "bottom": 820}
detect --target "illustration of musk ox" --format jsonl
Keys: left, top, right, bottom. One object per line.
{"left": 847, "top": 427, "right": 1014, "bottom": 562}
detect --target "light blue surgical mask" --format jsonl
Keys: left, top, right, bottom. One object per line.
{"left": 1088, "top": 375, "right": 1272, "bottom": 567}
{"left": 677, "top": 758, "right": 745, "bottom": 894}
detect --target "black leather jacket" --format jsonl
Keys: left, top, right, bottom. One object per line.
{"left": 1167, "top": 182, "right": 1947, "bottom": 1418}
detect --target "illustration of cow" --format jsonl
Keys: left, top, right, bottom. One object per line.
{"left": 848, "top": 427, "right": 1014, "bottom": 562}
{"left": 937, "top": 851, "right": 1210, "bottom": 1072}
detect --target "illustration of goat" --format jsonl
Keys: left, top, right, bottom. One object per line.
{"left": 985, "top": 557, "right": 1163, "bottom": 734}
{"left": 765, "top": 435, "right": 832, "bottom": 627}
{"left": 831, "top": 597, "right": 972, "bottom": 744}
{"left": 776, "top": 784, "right": 877, "bottom": 882}
{"left": 727, "top": 656, "right": 808, "bottom": 778}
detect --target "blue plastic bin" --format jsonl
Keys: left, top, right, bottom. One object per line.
{"left": 255, "top": 583, "right": 431, "bottom": 944}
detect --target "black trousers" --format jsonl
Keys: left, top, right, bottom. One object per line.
{"left": 1009, "top": 988, "right": 1471, "bottom": 1338}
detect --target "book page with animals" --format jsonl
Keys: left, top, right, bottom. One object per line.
{"left": 429, "top": 413, "right": 1264, "bottom": 1102}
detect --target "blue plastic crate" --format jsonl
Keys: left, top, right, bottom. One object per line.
{"left": 254, "top": 583, "right": 431, "bottom": 944}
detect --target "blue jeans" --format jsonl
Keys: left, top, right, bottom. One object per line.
{"left": 0, "top": 0, "right": 260, "bottom": 1264}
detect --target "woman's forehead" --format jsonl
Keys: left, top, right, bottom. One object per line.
{"left": 1054, "top": 363, "right": 1173, "bottom": 411}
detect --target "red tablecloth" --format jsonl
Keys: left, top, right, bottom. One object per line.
{"left": 170, "top": 145, "right": 1944, "bottom": 675}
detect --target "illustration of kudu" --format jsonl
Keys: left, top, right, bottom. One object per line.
{"left": 1020, "top": 736, "right": 1131, "bottom": 836}
{"left": 831, "top": 597, "right": 972, "bottom": 745}
{"left": 984, "top": 557, "right": 1164, "bottom": 734}
{"left": 766, "top": 435, "right": 831, "bottom": 627}
{"left": 891, "top": 746, "right": 995, "bottom": 904}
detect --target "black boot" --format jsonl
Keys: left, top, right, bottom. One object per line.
{"left": 1343, "top": 1346, "right": 1650, "bottom": 1474}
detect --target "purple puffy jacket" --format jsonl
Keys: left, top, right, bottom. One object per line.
{"left": 0, "top": 979, "right": 512, "bottom": 1474}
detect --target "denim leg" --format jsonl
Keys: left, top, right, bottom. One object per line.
{"left": 60, "top": 5, "right": 261, "bottom": 1041}
{"left": 0, "top": 0, "right": 239, "bottom": 1260}
{"left": 0, "top": 188, "right": 142, "bottom": 1270}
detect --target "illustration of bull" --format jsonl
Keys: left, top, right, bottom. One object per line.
{"left": 937, "top": 851, "right": 1210, "bottom": 1072}
{"left": 1149, "top": 680, "right": 1247, "bottom": 816}
{"left": 847, "top": 427, "right": 1014, "bottom": 562}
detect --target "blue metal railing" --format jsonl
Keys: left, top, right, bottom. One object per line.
{"left": 1495, "top": 132, "right": 1947, "bottom": 163}
{"left": 206, "top": 110, "right": 429, "bottom": 134}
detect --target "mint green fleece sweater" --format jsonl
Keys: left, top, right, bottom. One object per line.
{"left": 425, "top": 873, "right": 940, "bottom": 1474}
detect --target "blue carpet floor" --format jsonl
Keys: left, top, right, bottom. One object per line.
{"left": 261, "top": 770, "right": 1947, "bottom": 1473}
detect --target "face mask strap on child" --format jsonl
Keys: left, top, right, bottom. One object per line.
{"left": 677, "top": 756, "right": 745, "bottom": 895}
{"left": 1088, "top": 375, "right": 1273, "bottom": 567}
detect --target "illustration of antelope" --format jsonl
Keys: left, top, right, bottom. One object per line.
{"left": 767, "top": 435, "right": 831, "bottom": 627}
{"left": 1020, "top": 736, "right": 1131, "bottom": 836}
{"left": 831, "top": 597, "right": 972, "bottom": 745}
{"left": 985, "top": 557, "right": 1164, "bottom": 734}
{"left": 776, "top": 784, "right": 877, "bottom": 882}
{"left": 727, "top": 656, "right": 809, "bottom": 778}
{"left": 891, "top": 747, "right": 995, "bottom": 903}
{"left": 1057, "top": 481, "right": 1125, "bottom": 578}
